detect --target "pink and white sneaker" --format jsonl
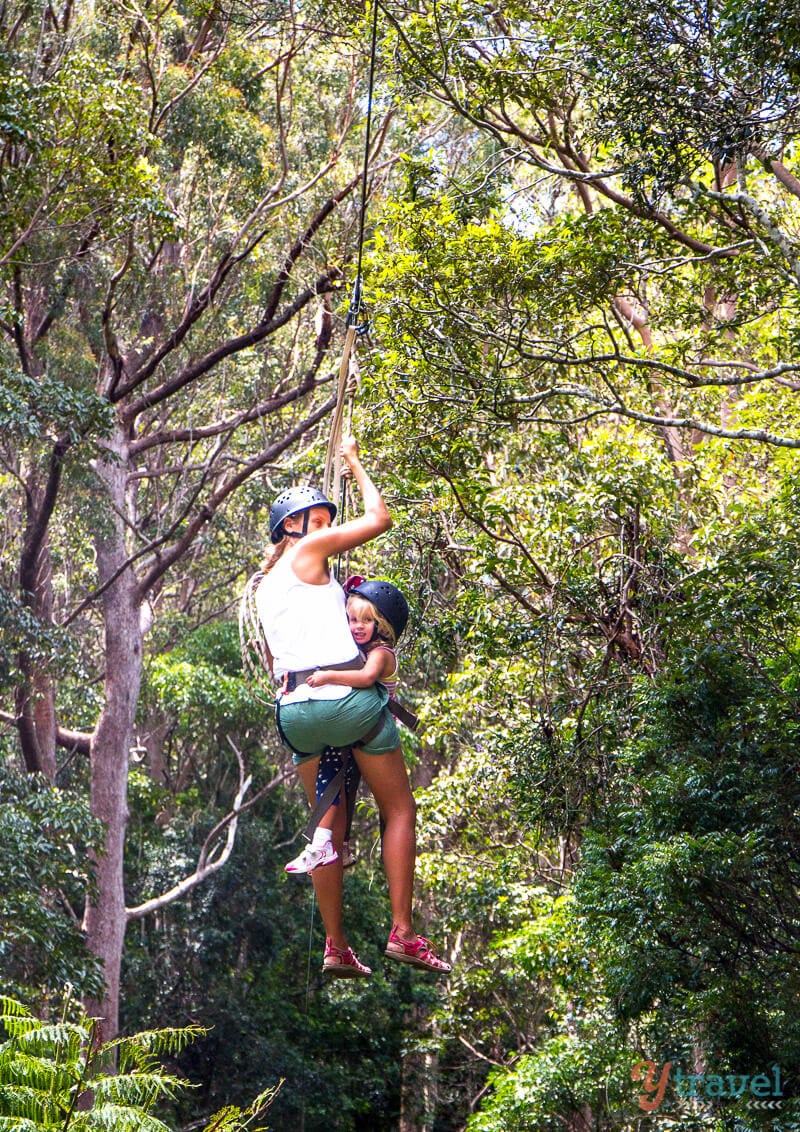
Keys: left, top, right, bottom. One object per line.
{"left": 285, "top": 841, "right": 339, "bottom": 874}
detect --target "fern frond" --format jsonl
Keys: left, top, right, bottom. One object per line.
{"left": 0, "top": 999, "right": 204, "bottom": 1130}
{"left": 0, "top": 998, "right": 32, "bottom": 1021}
{"left": 92, "top": 1068, "right": 185, "bottom": 1109}
{"left": 109, "top": 1024, "right": 206, "bottom": 1066}
{"left": 0, "top": 1016, "right": 40, "bottom": 1041}
{"left": 16, "top": 1023, "right": 88, "bottom": 1061}
{"left": 240, "top": 1081, "right": 283, "bottom": 1129}
{"left": 201, "top": 1080, "right": 283, "bottom": 1131}
{"left": 69, "top": 1101, "right": 173, "bottom": 1130}
{"left": 0, "top": 1081, "right": 64, "bottom": 1120}
{"left": 1, "top": 1050, "right": 76, "bottom": 1093}
{"left": 200, "top": 1105, "right": 239, "bottom": 1131}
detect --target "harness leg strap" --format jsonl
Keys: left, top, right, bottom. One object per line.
{"left": 303, "top": 758, "right": 349, "bottom": 842}
{"left": 343, "top": 755, "right": 361, "bottom": 843}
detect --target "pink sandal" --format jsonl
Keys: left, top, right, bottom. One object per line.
{"left": 322, "top": 938, "right": 371, "bottom": 978}
{"left": 384, "top": 925, "right": 452, "bottom": 973}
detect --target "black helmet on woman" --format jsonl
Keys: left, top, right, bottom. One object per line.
{"left": 269, "top": 486, "right": 336, "bottom": 543}
{"left": 344, "top": 576, "right": 409, "bottom": 640}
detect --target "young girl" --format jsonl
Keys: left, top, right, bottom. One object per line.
{"left": 284, "top": 576, "right": 409, "bottom": 875}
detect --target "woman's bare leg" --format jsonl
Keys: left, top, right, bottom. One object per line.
{"left": 296, "top": 758, "right": 348, "bottom": 949}
{"left": 352, "top": 746, "right": 417, "bottom": 937}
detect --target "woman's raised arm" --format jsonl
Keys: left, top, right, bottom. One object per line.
{"left": 294, "top": 437, "right": 392, "bottom": 565}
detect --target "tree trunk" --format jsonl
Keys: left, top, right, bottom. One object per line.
{"left": 399, "top": 1004, "right": 440, "bottom": 1132}
{"left": 82, "top": 428, "right": 142, "bottom": 1040}
{"left": 16, "top": 476, "right": 58, "bottom": 781}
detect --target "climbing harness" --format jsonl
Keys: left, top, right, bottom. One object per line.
{"left": 282, "top": 656, "right": 365, "bottom": 695}
{"left": 302, "top": 745, "right": 364, "bottom": 844}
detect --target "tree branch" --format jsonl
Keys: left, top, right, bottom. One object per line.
{"left": 755, "top": 150, "right": 800, "bottom": 201}
{"left": 701, "top": 184, "right": 800, "bottom": 285}
{"left": 488, "top": 568, "right": 546, "bottom": 618}
{"left": 125, "top": 744, "right": 296, "bottom": 922}
{"left": 115, "top": 147, "right": 381, "bottom": 409}
{"left": 122, "top": 270, "right": 342, "bottom": 422}
{"left": 61, "top": 389, "right": 333, "bottom": 625}
{"left": 135, "top": 396, "right": 334, "bottom": 596}
{"left": 0, "top": 176, "right": 67, "bottom": 268}
{"left": 525, "top": 383, "right": 800, "bottom": 448}
{"left": 19, "top": 436, "right": 72, "bottom": 599}
{"left": 56, "top": 726, "right": 92, "bottom": 755}
{"left": 128, "top": 370, "right": 326, "bottom": 454}
{"left": 126, "top": 742, "right": 253, "bottom": 922}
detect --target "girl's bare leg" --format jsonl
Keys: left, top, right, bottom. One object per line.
{"left": 296, "top": 758, "right": 348, "bottom": 949}
{"left": 352, "top": 746, "right": 417, "bottom": 938}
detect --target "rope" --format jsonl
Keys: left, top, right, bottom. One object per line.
{"left": 322, "top": 325, "right": 358, "bottom": 501}
{"left": 322, "top": 0, "right": 380, "bottom": 501}
{"left": 238, "top": 572, "right": 275, "bottom": 703}
{"left": 245, "top": 7, "right": 380, "bottom": 687}
{"left": 299, "top": 890, "right": 316, "bottom": 1132}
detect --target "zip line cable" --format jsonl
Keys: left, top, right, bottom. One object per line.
{"left": 352, "top": 0, "right": 380, "bottom": 319}
{"left": 323, "top": 0, "right": 381, "bottom": 505}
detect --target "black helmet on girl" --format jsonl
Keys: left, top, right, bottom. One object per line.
{"left": 344, "top": 576, "right": 409, "bottom": 640}
{"left": 269, "top": 486, "right": 336, "bottom": 543}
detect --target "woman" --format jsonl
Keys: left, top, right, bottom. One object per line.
{"left": 255, "top": 436, "right": 451, "bottom": 978}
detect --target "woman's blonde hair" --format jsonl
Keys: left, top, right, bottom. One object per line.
{"left": 260, "top": 535, "right": 291, "bottom": 575}
{"left": 346, "top": 592, "right": 397, "bottom": 648}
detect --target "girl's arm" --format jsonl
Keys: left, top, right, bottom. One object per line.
{"left": 306, "top": 646, "right": 393, "bottom": 689}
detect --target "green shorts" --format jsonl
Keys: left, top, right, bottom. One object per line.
{"left": 276, "top": 684, "right": 400, "bottom": 765}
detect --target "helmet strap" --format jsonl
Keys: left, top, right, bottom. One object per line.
{"left": 284, "top": 510, "right": 311, "bottom": 539}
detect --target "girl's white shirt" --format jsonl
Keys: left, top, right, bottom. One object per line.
{"left": 255, "top": 553, "right": 360, "bottom": 704}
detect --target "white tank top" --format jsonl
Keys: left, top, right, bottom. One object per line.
{"left": 255, "top": 553, "right": 359, "bottom": 703}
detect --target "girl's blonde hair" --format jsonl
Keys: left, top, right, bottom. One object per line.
{"left": 347, "top": 592, "right": 397, "bottom": 648}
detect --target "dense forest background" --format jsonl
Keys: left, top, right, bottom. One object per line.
{"left": 2, "top": 0, "right": 800, "bottom": 1127}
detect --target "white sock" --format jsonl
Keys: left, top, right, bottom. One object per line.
{"left": 311, "top": 828, "right": 333, "bottom": 850}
